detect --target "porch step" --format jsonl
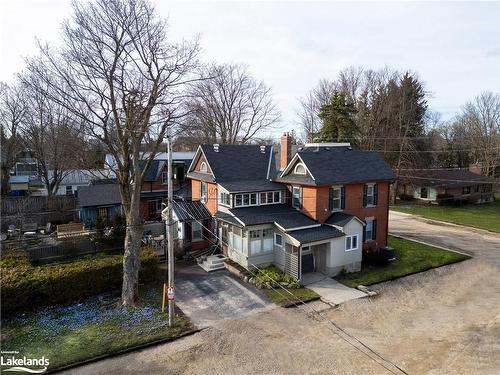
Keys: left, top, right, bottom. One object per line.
{"left": 198, "top": 254, "right": 227, "bottom": 272}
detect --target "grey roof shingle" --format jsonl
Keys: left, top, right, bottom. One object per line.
{"left": 198, "top": 144, "right": 272, "bottom": 182}
{"left": 215, "top": 211, "right": 243, "bottom": 226}
{"left": 172, "top": 200, "right": 212, "bottom": 222}
{"left": 287, "top": 225, "right": 344, "bottom": 244}
{"left": 224, "top": 204, "right": 318, "bottom": 230}
{"left": 77, "top": 184, "right": 122, "bottom": 207}
{"left": 325, "top": 212, "right": 358, "bottom": 227}
{"left": 280, "top": 146, "right": 396, "bottom": 185}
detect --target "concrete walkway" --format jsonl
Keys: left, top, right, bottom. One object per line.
{"left": 301, "top": 272, "right": 367, "bottom": 305}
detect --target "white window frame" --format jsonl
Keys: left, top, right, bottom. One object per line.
{"left": 200, "top": 161, "right": 208, "bottom": 173}
{"left": 234, "top": 193, "right": 258, "bottom": 207}
{"left": 345, "top": 234, "right": 359, "bottom": 252}
{"left": 192, "top": 221, "right": 202, "bottom": 241}
{"left": 274, "top": 233, "right": 283, "bottom": 247}
{"left": 366, "top": 184, "right": 375, "bottom": 206}
{"left": 292, "top": 186, "right": 301, "bottom": 208}
{"left": 260, "top": 191, "right": 282, "bottom": 205}
{"left": 331, "top": 186, "right": 342, "bottom": 210}
{"left": 161, "top": 171, "right": 168, "bottom": 184}
{"left": 200, "top": 182, "right": 208, "bottom": 203}
{"left": 219, "top": 191, "right": 231, "bottom": 207}
{"left": 365, "top": 219, "right": 374, "bottom": 241}
{"left": 294, "top": 163, "right": 306, "bottom": 175}
{"left": 65, "top": 185, "right": 73, "bottom": 195}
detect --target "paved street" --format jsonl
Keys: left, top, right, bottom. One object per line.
{"left": 389, "top": 210, "right": 500, "bottom": 266}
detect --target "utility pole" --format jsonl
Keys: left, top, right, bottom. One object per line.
{"left": 166, "top": 127, "right": 175, "bottom": 327}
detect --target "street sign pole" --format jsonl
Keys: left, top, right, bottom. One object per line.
{"left": 167, "top": 128, "right": 175, "bottom": 327}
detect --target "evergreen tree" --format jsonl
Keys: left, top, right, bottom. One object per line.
{"left": 314, "top": 92, "right": 358, "bottom": 144}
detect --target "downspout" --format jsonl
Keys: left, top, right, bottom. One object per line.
{"left": 386, "top": 181, "right": 390, "bottom": 246}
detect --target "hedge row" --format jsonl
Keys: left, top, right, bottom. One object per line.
{"left": 1, "top": 247, "right": 159, "bottom": 316}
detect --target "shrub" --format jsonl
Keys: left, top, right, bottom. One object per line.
{"left": 398, "top": 193, "right": 414, "bottom": 201}
{"left": 254, "top": 265, "right": 299, "bottom": 288}
{"left": 1, "top": 247, "right": 159, "bottom": 316}
{"left": 436, "top": 193, "right": 456, "bottom": 206}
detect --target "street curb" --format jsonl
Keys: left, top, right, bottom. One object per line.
{"left": 47, "top": 327, "right": 208, "bottom": 374}
{"left": 389, "top": 234, "right": 473, "bottom": 258}
{"left": 389, "top": 209, "right": 500, "bottom": 235}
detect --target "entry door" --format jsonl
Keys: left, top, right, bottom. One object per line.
{"left": 313, "top": 244, "right": 328, "bottom": 274}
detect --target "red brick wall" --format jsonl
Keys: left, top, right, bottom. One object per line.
{"left": 292, "top": 181, "right": 390, "bottom": 248}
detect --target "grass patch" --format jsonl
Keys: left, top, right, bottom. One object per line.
{"left": 391, "top": 200, "right": 500, "bottom": 233}
{"left": 0, "top": 283, "right": 192, "bottom": 371}
{"left": 262, "top": 287, "right": 320, "bottom": 307}
{"left": 336, "top": 236, "right": 470, "bottom": 288}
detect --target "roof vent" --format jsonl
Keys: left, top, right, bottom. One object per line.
{"left": 260, "top": 145, "right": 266, "bottom": 153}
{"left": 213, "top": 143, "right": 219, "bottom": 152}
{"left": 325, "top": 147, "right": 331, "bottom": 151}
{"left": 347, "top": 146, "right": 352, "bottom": 150}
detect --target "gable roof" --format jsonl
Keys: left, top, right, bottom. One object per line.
{"left": 399, "top": 170, "right": 497, "bottom": 189}
{"left": 287, "top": 225, "right": 344, "bottom": 244}
{"left": 278, "top": 146, "right": 396, "bottom": 185}
{"left": 189, "top": 144, "right": 274, "bottom": 183}
{"left": 77, "top": 184, "right": 122, "bottom": 207}
{"left": 325, "top": 212, "right": 364, "bottom": 227}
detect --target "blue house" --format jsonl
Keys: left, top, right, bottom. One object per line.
{"left": 77, "top": 182, "right": 123, "bottom": 227}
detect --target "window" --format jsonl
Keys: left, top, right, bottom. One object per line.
{"left": 65, "top": 185, "right": 73, "bottom": 195}
{"left": 260, "top": 191, "right": 282, "bottom": 205}
{"left": 274, "top": 233, "right": 283, "bottom": 247}
{"left": 200, "top": 162, "right": 208, "bottom": 173}
{"left": 331, "top": 187, "right": 342, "bottom": 209}
{"left": 294, "top": 163, "right": 306, "bottom": 175}
{"left": 462, "top": 186, "right": 471, "bottom": 195}
{"left": 192, "top": 221, "right": 202, "bottom": 241}
{"left": 420, "top": 187, "right": 428, "bottom": 199}
{"left": 474, "top": 185, "right": 480, "bottom": 193}
{"left": 345, "top": 235, "right": 358, "bottom": 251}
{"left": 97, "top": 207, "right": 108, "bottom": 219}
{"left": 292, "top": 186, "right": 301, "bottom": 208}
{"left": 365, "top": 218, "right": 376, "bottom": 242}
{"left": 200, "top": 182, "right": 208, "bottom": 203}
{"left": 222, "top": 225, "right": 228, "bottom": 244}
{"left": 219, "top": 192, "right": 231, "bottom": 206}
{"left": 234, "top": 193, "right": 258, "bottom": 207}
{"left": 161, "top": 171, "right": 168, "bottom": 184}
{"left": 366, "top": 185, "right": 374, "bottom": 206}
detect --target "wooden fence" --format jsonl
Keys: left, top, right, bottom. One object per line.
{"left": 1, "top": 196, "right": 77, "bottom": 232}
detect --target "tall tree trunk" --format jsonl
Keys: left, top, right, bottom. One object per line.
{"left": 121, "top": 182, "right": 143, "bottom": 307}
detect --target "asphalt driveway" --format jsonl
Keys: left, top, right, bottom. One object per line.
{"left": 173, "top": 265, "right": 273, "bottom": 328}
{"left": 389, "top": 210, "right": 500, "bottom": 267}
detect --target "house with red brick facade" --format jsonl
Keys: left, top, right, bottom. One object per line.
{"left": 186, "top": 133, "right": 396, "bottom": 280}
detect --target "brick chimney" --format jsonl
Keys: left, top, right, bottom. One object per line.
{"left": 469, "top": 163, "right": 482, "bottom": 175}
{"left": 280, "top": 132, "right": 292, "bottom": 170}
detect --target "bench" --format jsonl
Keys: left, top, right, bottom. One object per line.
{"left": 56, "top": 223, "right": 89, "bottom": 240}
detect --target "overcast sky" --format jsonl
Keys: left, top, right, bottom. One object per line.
{"left": 1, "top": 1, "right": 499, "bottom": 138}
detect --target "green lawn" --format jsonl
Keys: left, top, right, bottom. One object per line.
{"left": 0, "top": 284, "right": 192, "bottom": 371}
{"left": 336, "top": 236, "right": 470, "bottom": 288}
{"left": 262, "top": 287, "right": 320, "bottom": 307}
{"left": 391, "top": 200, "right": 500, "bottom": 233}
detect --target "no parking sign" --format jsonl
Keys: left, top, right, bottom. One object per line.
{"left": 167, "top": 287, "right": 175, "bottom": 301}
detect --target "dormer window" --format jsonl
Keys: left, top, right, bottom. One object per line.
{"left": 200, "top": 162, "right": 208, "bottom": 173}
{"left": 294, "top": 163, "right": 306, "bottom": 175}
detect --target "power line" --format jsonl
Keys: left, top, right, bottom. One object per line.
{"left": 172, "top": 201, "right": 409, "bottom": 375}
{"left": 398, "top": 175, "right": 497, "bottom": 184}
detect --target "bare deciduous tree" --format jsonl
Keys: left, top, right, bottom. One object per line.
{"left": 18, "top": 77, "right": 82, "bottom": 196}
{"left": 22, "top": 0, "right": 200, "bottom": 306}
{"left": 460, "top": 92, "right": 500, "bottom": 176}
{"left": 180, "top": 64, "right": 280, "bottom": 145}
{"left": 0, "top": 82, "right": 27, "bottom": 193}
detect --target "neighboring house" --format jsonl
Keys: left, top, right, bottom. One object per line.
{"left": 7, "top": 175, "right": 44, "bottom": 196}
{"left": 171, "top": 200, "right": 213, "bottom": 254}
{"left": 186, "top": 133, "right": 396, "bottom": 280}
{"left": 14, "top": 150, "right": 38, "bottom": 177}
{"left": 398, "top": 167, "right": 496, "bottom": 204}
{"left": 40, "top": 170, "right": 110, "bottom": 196}
{"left": 77, "top": 182, "right": 123, "bottom": 227}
